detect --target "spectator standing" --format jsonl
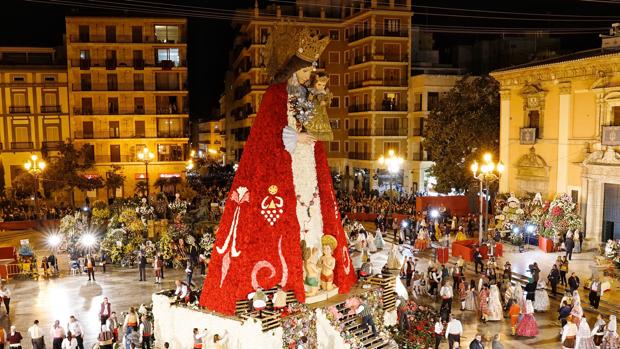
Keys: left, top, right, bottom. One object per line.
{"left": 559, "top": 257, "right": 569, "bottom": 287}
{"left": 473, "top": 248, "right": 484, "bottom": 274}
{"left": 139, "top": 315, "right": 152, "bottom": 349}
{"left": 138, "top": 253, "right": 147, "bottom": 282}
{"left": 0, "top": 283, "right": 11, "bottom": 316}
{"left": 469, "top": 333, "right": 483, "bottom": 349}
{"left": 0, "top": 325, "right": 6, "bottom": 349}
{"left": 67, "top": 316, "right": 84, "bottom": 349}
{"left": 445, "top": 315, "right": 463, "bottom": 349}
{"left": 404, "top": 257, "right": 414, "bottom": 287}
{"left": 440, "top": 281, "right": 454, "bottom": 314}
{"left": 153, "top": 257, "right": 162, "bottom": 285}
{"left": 433, "top": 317, "right": 443, "bottom": 349}
{"left": 28, "top": 320, "right": 44, "bottom": 349}
{"left": 185, "top": 261, "right": 194, "bottom": 288}
{"left": 565, "top": 236, "right": 575, "bottom": 261}
{"left": 548, "top": 264, "right": 560, "bottom": 296}
{"left": 100, "top": 297, "right": 112, "bottom": 325}
{"left": 50, "top": 320, "right": 65, "bottom": 349}
{"left": 568, "top": 273, "right": 580, "bottom": 293}
{"left": 85, "top": 255, "right": 96, "bottom": 281}
{"left": 8, "top": 326, "right": 22, "bottom": 349}
{"left": 589, "top": 277, "right": 602, "bottom": 309}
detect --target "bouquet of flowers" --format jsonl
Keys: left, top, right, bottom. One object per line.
{"left": 495, "top": 193, "right": 525, "bottom": 231}
{"left": 538, "top": 193, "right": 582, "bottom": 238}
{"left": 168, "top": 193, "right": 189, "bottom": 215}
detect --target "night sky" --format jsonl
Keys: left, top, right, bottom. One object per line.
{"left": 2, "top": 0, "right": 619, "bottom": 119}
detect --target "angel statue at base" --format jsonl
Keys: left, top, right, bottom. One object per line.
{"left": 200, "top": 25, "right": 356, "bottom": 315}
{"left": 318, "top": 235, "right": 337, "bottom": 291}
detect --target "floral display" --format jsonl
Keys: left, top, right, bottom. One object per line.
{"left": 494, "top": 193, "right": 525, "bottom": 231}
{"left": 281, "top": 305, "right": 317, "bottom": 349}
{"left": 538, "top": 193, "right": 582, "bottom": 238}
{"left": 169, "top": 193, "right": 189, "bottom": 215}
{"left": 388, "top": 300, "right": 436, "bottom": 349}
{"left": 604, "top": 240, "right": 620, "bottom": 266}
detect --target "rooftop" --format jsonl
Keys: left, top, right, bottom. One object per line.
{"left": 492, "top": 47, "right": 620, "bottom": 74}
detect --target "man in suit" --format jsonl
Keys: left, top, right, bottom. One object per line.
{"left": 565, "top": 236, "right": 575, "bottom": 261}
{"left": 568, "top": 272, "right": 580, "bottom": 293}
{"left": 589, "top": 277, "right": 602, "bottom": 309}
{"left": 138, "top": 252, "right": 147, "bottom": 281}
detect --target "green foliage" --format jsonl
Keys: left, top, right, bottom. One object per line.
{"left": 422, "top": 75, "right": 500, "bottom": 193}
{"left": 134, "top": 180, "right": 148, "bottom": 197}
{"left": 42, "top": 141, "right": 94, "bottom": 206}
{"left": 105, "top": 165, "right": 126, "bottom": 198}
{"left": 119, "top": 208, "right": 145, "bottom": 234}
{"left": 11, "top": 172, "right": 35, "bottom": 199}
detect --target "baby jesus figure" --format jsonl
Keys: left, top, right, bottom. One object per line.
{"left": 304, "top": 73, "right": 333, "bottom": 141}
{"left": 318, "top": 235, "right": 337, "bottom": 291}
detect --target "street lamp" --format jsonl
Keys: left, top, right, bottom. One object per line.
{"left": 470, "top": 152, "right": 504, "bottom": 244}
{"left": 137, "top": 147, "right": 155, "bottom": 200}
{"left": 378, "top": 149, "right": 404, "bottom": 201}
{"left": 24, "top": 154, "right": 46, "bottom": 218}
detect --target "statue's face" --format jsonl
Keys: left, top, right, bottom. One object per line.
{"left": 295, "top": 66, "right": 314, "bottom": 84}
{"left": 323, "top": 244, "right": 332, "bottom": 256}
{"left": 315, "top": 79, "right": 327, "bottom": 90}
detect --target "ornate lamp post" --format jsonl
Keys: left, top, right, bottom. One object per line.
{"left": 24, "top": 154, "right": 46, "bottom": 218}
{"left": 137, "top": 147, "right": 155, "bottom": 201}
{"left": 471, "top": 153, "right": 504, "bottom": 244}
{"left": 378, "top": 149, "right": 404, "bottom": 202}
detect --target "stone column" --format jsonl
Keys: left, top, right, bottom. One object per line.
{"left": 499, "top": 89, "right": 511, "bottom": 193}
{"left": 557, "top": 82, "right": 571, "bottom": 194}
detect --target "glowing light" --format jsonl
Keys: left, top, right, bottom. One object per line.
{"left": 512, "top": 226, "right": 520, "bottom": 233}
{"left": 526, "top": 225, "right": 536, "bottom": 233}
{"left": 430, "top": 210, "right": 439, "bottom": 218}
{"left": 208, "top": 149, "right": 218, "bottom": 154}
{"left": 401, "top": 221, "right": 408, "bottom": 228}
{"left": 483, "top": 153, "right": 492, "bottom": 163}
{"left": 48, "top": 234, "right": 61, "bottom": 247}
{"left": 81, "top": 234, "right": 97, "bottom": 247}
{"left": 497, "top": 162, "right": 505, "bottom": 174}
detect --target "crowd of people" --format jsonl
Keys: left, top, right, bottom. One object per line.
{"left": 337, "top": 190, "right": 417, "bottom": 215}
{"left": 0, "top": 199, "right": 73, "bottom": 222}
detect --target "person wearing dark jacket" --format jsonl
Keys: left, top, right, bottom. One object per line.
{"left": 138, "top": 253, "right": 147, "bottom": 282}
{"left": 548, "top": 265, "right": 560, "bottom": 296}
{"left": 568, "top": 273, "right": 580, "bottom": 293}
{"left": 558, "top": 301, "right": 571, "bottom": 328}
{"left": 473, "top": 248, "right": 484, "bottom": 274}
{"left": 565, "top": 237, "right": 575, "bottom": 260}
{"left": 469, "top": 334, "right": 484, "bottom": 349}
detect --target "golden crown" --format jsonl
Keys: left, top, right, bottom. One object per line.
{"left": 295, "top": 27, "right": 330, "bottom": 63}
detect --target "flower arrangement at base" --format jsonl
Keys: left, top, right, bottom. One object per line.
{"left": 494, "top": 193, "right": 525, "bottom": 231}
{"left": 538, "top": 193, "right": 582, "bottom": 238}
{"left": 281, "top": 305, "right": 317, "bottom": 349}
{"left": 389, "top": 300, "right": 436, "bottom": 349}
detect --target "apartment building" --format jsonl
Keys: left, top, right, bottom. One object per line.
{"left": 66, "top": 17, "right": 189, "bottom": 201}
{"left": 222, "top": 0, "right": 413, "bottom": 193}
{"left": 0, "top": 47, "right": 70, "bottom": 189}
{"left": 196, "top": 118, "right": 225, "bottom": 160}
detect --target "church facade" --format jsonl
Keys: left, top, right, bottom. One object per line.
{"left": 490, "top": 33, "right": 620, "bottom": 245}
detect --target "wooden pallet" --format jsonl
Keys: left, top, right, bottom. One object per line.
{"left": 367, "top": 274, "right": 397, "bottom": 311}
{"left": 234, "top": 288, "right": 299, "bottom": 331}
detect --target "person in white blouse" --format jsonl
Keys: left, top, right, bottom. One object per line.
{"left": 445, "top": 314, "right": 463, "bottom": 349}
{"left": 433, "top": 318, "right": 443, "bottom": 349}
{"left": 562, "top": 320, "right": 578, "bottom": 349}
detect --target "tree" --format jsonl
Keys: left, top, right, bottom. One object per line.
{"left": 135, "top": 180, "right": 148, "bottom": 197}
{"left": 11, "top": 172, "right": 35, "bottom": 200}
{"left": 42, "top": 141, "right": 94, "bottom": 207}
{"left": 422, "top": 76, "right": 500, "bottom": 193}
{"left": 77, "top": 176, "right": 105, "bottom": 198}
{"left": 105, "top": 165, "right": 126, "bottom": 200}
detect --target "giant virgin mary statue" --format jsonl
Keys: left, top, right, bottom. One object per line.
{"left": 200, "top": 26, "right": 357, "bottom": 315}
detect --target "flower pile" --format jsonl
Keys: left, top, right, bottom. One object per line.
{"left": 494, "top": 193, "right": 525, "bottom": 231}
{"left": 388, "top": 300, "right": 436, "bottom": 349}
{"left": 281, "top": 304, "right": 317, "bottom": 349}
{"left": 538, "top": 193, "right": 582, "bottom": 238}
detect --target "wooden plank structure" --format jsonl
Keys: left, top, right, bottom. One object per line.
{"left": 367, "top": 272, "right": 397, "bottom": 311}
{"left": 235, "top": 288, "right": 298, "bottom": 332}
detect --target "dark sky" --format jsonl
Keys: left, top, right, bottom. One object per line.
{"left": 2, "top": 0, "right": 619, "bottom": 118}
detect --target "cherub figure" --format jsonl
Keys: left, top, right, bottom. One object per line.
{"left": 302, "top": 240, "right": 320, "bottom": 297}
{"left": 318, "top": 235, "right": 337, "bottom": 291}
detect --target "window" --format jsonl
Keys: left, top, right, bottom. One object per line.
{"left": 155, "top": 72, "right": 179, "bottom": 91}
{"left": 109, "top": 121, "right": 120, "bottom": 138}
{"left": 344, "top": 141, "right": 349, "bottom": 152}
{"left": 384, "top": 19, "right": 401, "bottom": 34}
{"left": 81, "top": 97, "right": 93, "bottom": 114}
{"left": 78, "top": 25, "right": 89, "bottom": 42}
{"left": 329, "top": 141, "right": 340, "bottom": 152}
{"left": 156, "top": 48, "right": 180, "bottom": 66}
{"left": 329, "top": 74, "right": 340, "bottom": 86}
{"left": 260, "top": 28, "right": 269, "bottom": 44}
{"left": 108, "top": 97, "right": 119, "bottom": 114}
{"left": 80, "top": 74, "right": 91, "bottom": 91}
{"left": 330, "top": 96, "right": 340, "bottom": 108}
{"left": 105, "top": 25, "right": 116, "bottom": 43}
{"left": 157, "top": 144, "right": 184, "bottom": 161}
{"left": 344, "top": 73, "right": 349, "bottom": 86}
{"left": 110, "top": 145, "right": 121, "bottom": 162}
{"left": 384, "top": 118, "right": 400, "bottom": 131}
{"left": 107, "top": 74, "right": 118, "bottom": 91}
{"left": 12, "top": 120, "right": 30, "bottom": 145}
{"left": 344, "top": 119, "right": 349, "bottom": 130}
{"left": 329, "top": 29, "right": 340, "bottom": 40}
{"left": 80, "top": 50, "right": 90, "bottom": 60}
{"left": 43, "top": 123, "right": 60, "bottom": 142}
{"left": 12, "top": 75, "right": 25, "bottom": 82}
{"left": 82, "top": 121, "right": 94, "bottom": 138}
{"left": 134, "top": 97, "right": 145, "bottom": 114}
{"left": 132, "top": 26, "right": 143, "bottom": 43}
{"left": 157, "top": 118, "right": 184, "bottom": 137}
{"left": 42, "top": 91, "right": 58, "bottom": 108}
{"left": 329, "top": 119, "right": 340, "bottom": 129}
{"left": 43, "top": 75, "right": 56, "bottom": 82}
{"left": 384, "top": 141, "right": 400, "bottom": 155}
{"left": 528, "top": 110, "right": 541, "bottom": 137}
{"left": 134, "top": 73, "right": 144, "bottom": 91}
{"left": 427, "top": 92, "right": 439, "bottom": 111}
{"left": 328, "top": 51, "right": 340, "bottom": 64}
{"left": 613, "top": 106, "right": 620, "bottom": 126}
{"left": 155, "top": 25, "right": 180, "bottom": 43}
{"left": 135, "top": 120, "right": 145, "bottom": 138}
{"left": 344, "top": 51, "right": 350, "bottom": 64}
{"left": 571, "top": 189, "right": 579, "bottom": 204}
{"left": 344, "top": 96, "right": 349, "bottom": 108}
{"left": 414, "top": 93, "right": 422, "bottom": 111}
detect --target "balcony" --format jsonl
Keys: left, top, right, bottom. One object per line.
{"left": 350, "top": 53, "right": 408, "bottom": 66}
{"left": 520, "top": 127, "right": 537, "bottom": 145}
{"left": 11, "top": 141, "right": 34, "bottom": 150}
{"left": 94, "top": 155, "right": 134, "bottom": 163}
{"left": 411, "top": 128, "right": 423, "bottom": 137}
{"left": 70, "top": 34, "right": 186, "bottom": 44}
{"left": 348, "top": 104, "right": 371, "bottom": 113}
{"left": 348, "top": 152, "right": 372, "bottom": 160}
{"left": 601, "top": 125, "right": 620, "bottom": 146}
{"left": 72, "top": 83, "right": 187, "bottom": 92}
{"left": 374, "top": 128, "right": 407, "bottom": 137}
{"left": 156, "top": 105, "right": 188, "bottom": 115}
{"left": 106, "top": 58, "right": 117, "bottom": 70}
{"left": 42, "top": 141, "right": 63, "bottom": 150}
{"left": 133, "top": 58, "right": 145, "bottom": 70}
{"left": 348, "top": 81, "right": 364, "bottom": 89}
{"left": 9, "top": 106, "right": 30, "bottom": 114}
{"left": 157, "top": 131, "right": 188, "bottom": 138}
{"left": 380, "top": 102, "right": 407, "bottom": 112}
{"left": 348, "top": 129, "right": 372, "bottom": 137}
{"left": 40, "top": 105, "right": 61, "bottom": 113}
{"left": 383, "top": 78, "right": 408, "bottom": 87}
{"left": 74, "top": 131, "right": 157, "bottom": 139}
{"left": 347, "top": 29, "right": 371, "bottom": 43}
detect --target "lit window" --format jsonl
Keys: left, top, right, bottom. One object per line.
{"left": 329, "top": 30, "right": 340, "bottom": 41}
{"left": 155, "top": 25, "right": 180, "bottom": 43}
{"left": 156, "top": 48, "right": 180, "bottom": 66}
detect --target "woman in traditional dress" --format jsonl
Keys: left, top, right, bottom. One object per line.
{"left": 464, "top": 280, "right": 478, "bottom": 312}
{"left": 366, "top": 230, "right": 377, "bottom": 253}
{"left": 513, "top": 284, "right": 526, "bottom": 313}
{"left": 374, "top": 228, "right": 384, "bottom": 250}
{"left": 515, "top": 300, "right": 538, "bottom": 337}
{"left": 563, "top": 317, "right": 579, "bottom": 349}
{"left": 602, "top": 315, "right": 619, "bottom": 349}
{"left": 487, "top": 285, "right": 503, "bottom": 321}
{"left": 533, "top": 279, "right": 550, "bottom": 312}
{"left": 455, "top": 226, "right": 467, "bottom": 241}
{"left": 577, "top": 317, "right": 597, "bottom": 349}
{"left": 479, "top": 285, "right": 490, "bottom": 323}
{"left": 458, "top": 278, "right": 467, "bottom": 311}
{"left": 571, "top": 292, "right": 584, "bottom": 325}
{"left": 508, "top": 299, "right": 521, "bottom": 335}
{"left": 592, "top": 315, "right": 606, "bottom": 348}
{"left": 415, "top": 227, "right": 429, "bottom": 251}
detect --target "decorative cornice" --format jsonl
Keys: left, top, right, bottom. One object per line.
{"left": 559, "top": 81, "right": 572, "bottom": 94}
{"left": 499, "top": 89, "right": 511, "bottom": 101}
